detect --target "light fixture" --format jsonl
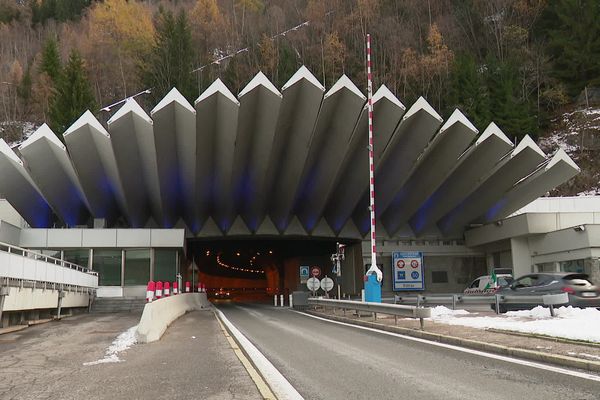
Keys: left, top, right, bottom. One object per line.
{"left": 495, "top": 220, "right": 503, "bottom": 226}
{"left": 574, "top": 225, "right": 585, "bottom": 232}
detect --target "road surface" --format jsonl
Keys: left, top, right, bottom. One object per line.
{"left": 217, "top": 302, "right": 600, "bottom": 400}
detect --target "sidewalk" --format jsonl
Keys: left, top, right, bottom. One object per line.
{"left": 0, "top": 310, "right": 262, "bottom": 400}
{"left": 307, "top": 307, "right": 600, "bottom": 373}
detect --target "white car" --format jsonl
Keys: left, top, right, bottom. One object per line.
{"left": 464, "top": 274, "right": 513, "bottom": 295}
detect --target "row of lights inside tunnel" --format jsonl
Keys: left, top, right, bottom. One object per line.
{"left": 206, "top": 250, "right": 273, "bottom": 275}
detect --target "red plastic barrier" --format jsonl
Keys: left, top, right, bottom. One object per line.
{"left": 146, "top": 281, "right": 155, "bottom": 302}
{"left": 155, "top": 281, "right": 163, "bottom": 299}
{"left": 173, "top": 281, "right": 179, "bottom": 295}
{"left": 164, "top": 281, "right": 171, "bottom": 297}
{"left": 185, "top": 281, "right": 190, "bottom": 293}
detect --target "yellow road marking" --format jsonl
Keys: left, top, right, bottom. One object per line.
{"left": 215, "top": 311, "right": 277, "bottom": 400}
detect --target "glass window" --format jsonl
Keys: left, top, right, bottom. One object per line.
{"left": 64, "top": 249, "right": 90, "bottom": 269}
{"left": 560, "top": 259, "right": 584, "bottom": 273}
{"left": 124, "top": 249, "right": 150, "bottom": 286}
{"left": 93, "top": 250, "right": 122, "bottom": 286}
{"left": 155, "top": 249, "right": 177, "bottom": 282}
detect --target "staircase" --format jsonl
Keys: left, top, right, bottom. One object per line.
{"left": 91, "top": 297, "right": 147, "bottom": 313}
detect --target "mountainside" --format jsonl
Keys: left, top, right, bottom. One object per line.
{"left": 539, "top": 105, "right": 600, "bottom": 196}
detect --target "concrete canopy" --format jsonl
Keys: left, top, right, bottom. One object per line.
{"left": 0, "top": 66, "right": 576, "bottom": 239}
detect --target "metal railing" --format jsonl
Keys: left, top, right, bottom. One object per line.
{"left": 0, "top": 241, "right": 97, "bottom": 276}
{"left": 393, "top": 293, "right": 569, "bottom": 315}
{"left": 308, "top": 298, "right": 432, "bottom": 329}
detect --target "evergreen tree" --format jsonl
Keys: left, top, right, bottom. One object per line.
{"left": 18, "top": 66, "right": 32, "bottom": 103}
{"left": 536, "top": 0, "right": 600, "bottom": 96}
{"left": 447, "top": 53, "right": 490, "bottom": 130}
{"left": 485, "top": 57, "right": 537, "bottom": 140}
{"left": 48, "top": 50, "right": 97, "bottom": 138}
{"left": 142, "top": 9, "right": 197, "bottom": 103}
{"left": 39, "top": 38, "right": 61, "bottom": 84}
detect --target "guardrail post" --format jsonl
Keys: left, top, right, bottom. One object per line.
{"left": 417, "top": 295, "right": 422, "bottom": 308}
{"left": 0, "top": 285, "right": 9, "bottom": 328}
{"left": 280, "top": 294, "right": 284, "bottom": 307}
{"left": 494, "top": 294, "right": 501, "bottom": 315}
{"left": 373, "top": 312, "right": 377, "bottom": 322}
{"left": 274, "top": 295, "right": 278, "bottom": 306}
{"left": 57, "top": 290, "right": 65, "bottom": 319}
{"left": 549, "top": 304, "right": 555, "bottom": 317}
{"left": 420, "top": 317, "right": 424, "bottom": 330}
{"left": 452, "top": 294, "right": 457, "bottom": 310}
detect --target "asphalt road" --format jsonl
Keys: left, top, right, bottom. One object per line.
{"left": 0, "top": 311, "right": 261, "bottom": 400}
{"left": 217, "top": 302, "right": 600, "bottom": 400}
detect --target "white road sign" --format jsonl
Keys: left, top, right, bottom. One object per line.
{"left": 320, "top": 276, "right": 334, "bottom": 292}
{"left": 307, "top": 277, "right": 320, "bottom": 292}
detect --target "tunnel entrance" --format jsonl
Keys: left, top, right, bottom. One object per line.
{"left": 184, "top": 238, "right": 359, "bottom": 301}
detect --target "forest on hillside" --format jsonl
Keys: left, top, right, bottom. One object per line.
{"left": 0, "top": 0, "right": 599, "bottom": 144}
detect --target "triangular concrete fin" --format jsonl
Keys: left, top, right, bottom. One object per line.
{"left": 239, "top": 71, "right": 282, "bottom": 98}
{"left": 196, "top": 78, "right": 239, "bottom": 105}
{"left": 311, "top": 218, "right": 335, "bottom": 237}
{"left": 282, "top": 65, "right": 324, "bottom": 92}
{"left": 283, "top": 216, "right": 308, "bottom": 236}
{"left": 546, "top": 148, "right": 580, "bottom": 171}
{"left": 196, "top": 217, "right": 224, "bottom": 237}
{"left": 476, "top": 122, "right": 513, "bottom": 146}
{"left": 20, "top": 123, "right": 66, "bottom": 151}
{"left": 338, "top": 220, "right": 363, "bottom": 240}
{"left": 440, "top": 109, "right": 478, "bottom": 134}
{"left": 402, "top": 96, "right": 443, "bottom": 123}
{"left": 152, "top": 87, "right": 195, "bottom": 114}
{"left": 255, "top": 216, "right": 279, "bottom": 235}
{"left": 227, "top": 215, "right": 251, "bottom": 236}
{"left": 325, "top": 74, "right": 366, "bottom": 100}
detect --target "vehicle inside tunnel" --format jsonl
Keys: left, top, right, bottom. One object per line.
{"left": 184, "top": 238, "right": 360, "bottom": 301}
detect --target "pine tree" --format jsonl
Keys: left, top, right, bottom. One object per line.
{"left": 536, "top": 0, "right": 600, "bottom": 96}
{"left": 141, "top": 9, "right": 197, "bottom": 103}
{"left": 39, "top": 38, "right": 61, "bottom": 84}
{"left": 447, "top": 53, "right": 490, "bottom": 130}
{"left": 48, "top": 50, "right": 97, "bottom": 138}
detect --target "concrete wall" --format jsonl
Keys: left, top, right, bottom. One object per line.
{"left": 0, "top": 200, "right": 25, "bottom": 228}
{"left": 20, "top": 228, "right": 185, "bottom": 249}
{"left": 0, "top": 220, "right": 21, "bottom": 245}
{"left": 136, "top": 293, "right": 210, "bottom": 343}
{"left": 0, "top": 250, "right": 97, "bottom": 287}
{"left": 2, "top": 287, "right": 89, "bottom": 311}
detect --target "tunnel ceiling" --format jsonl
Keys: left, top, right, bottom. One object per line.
{"left": 0, "top": 66, "right": 579, "bottom": 240}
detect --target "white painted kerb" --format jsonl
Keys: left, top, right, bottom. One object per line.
{"left": 136, "top": 293, "right": 211, "bottom": 343}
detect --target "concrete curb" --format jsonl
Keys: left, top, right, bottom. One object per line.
{"left": 306, "top": 310, "right": 600, "bottom": 373}
{"left": 136, "top": 293, "right": 211, "bottom": 343}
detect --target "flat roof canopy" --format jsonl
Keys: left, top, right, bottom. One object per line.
{"left": 0, "top": 66, "right": 579, "bottom": 239}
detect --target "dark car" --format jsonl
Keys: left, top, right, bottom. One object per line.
{"left": 492, "top": 272, "right": 600, "bottom": 313}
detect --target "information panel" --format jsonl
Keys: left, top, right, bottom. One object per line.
{"left": 392, "top": 251, "right": 424, "bottom": 291}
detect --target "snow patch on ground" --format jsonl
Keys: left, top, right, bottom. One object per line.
{"left": 83, "top": 325, "right": 138, "bottom": 366}
{"left": 429, "top": 306, "right": 600, "bottom": 343}
{"left": 428, "top": 305, "right": 471, "bottom": 317}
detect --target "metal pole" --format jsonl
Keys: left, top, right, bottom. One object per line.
{"left": 365, "top": 33, "right": 381, "bottom": 282}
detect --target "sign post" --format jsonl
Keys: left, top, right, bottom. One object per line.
{"left": 320, "top": 276, "right": 334, "bottom": 298}
{"left": 307, "top": 277, "right": 320, "bottom": 296}
{"left": 392, "top": 252, "right": 424, "bottom": 291}
{"left": 331, "top": 242, "right": 345, "bottom": 299}
{"left": 363, "top": 33, "right": 382, "bottom": 303}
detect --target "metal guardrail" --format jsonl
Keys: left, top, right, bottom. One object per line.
{"left": 0, "top": 241, "right": 97, "bottom": 276}
{"left": 308, "top": 298, "right": 431, "bottom": 329}
{"left": 394, "top": 293, "right": 569, "bottom": 315}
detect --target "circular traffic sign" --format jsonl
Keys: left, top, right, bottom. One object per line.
{"left": 311, "top": 266, "right": 322, "bottom": 277}
{"left": 307, "top": 277, "right": 320, "bottom": 291}
{"left": 320, "top": 277, "right": 334, "bottom": 292}
{"left": 396, "top": 259, "right": 405, "bottom": 269}
{"left": 410, "top": 260, "right": 419, "bottom": 268}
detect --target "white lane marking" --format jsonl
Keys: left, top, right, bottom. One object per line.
{"left": 295, "top": 311, "right": 600, "bottom": 383}
{"left": 215, "top": 308, "right": 304, "bottom": 400}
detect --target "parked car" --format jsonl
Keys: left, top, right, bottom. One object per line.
{"left": 492, "top": 272, "right": 600, "bottom": 313}
{"left": 464, "top": 274, "right": 513, "bottom": 295}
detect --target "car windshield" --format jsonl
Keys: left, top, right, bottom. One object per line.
{"left": 498, "top": 277, "right": 513, "bottom": 287}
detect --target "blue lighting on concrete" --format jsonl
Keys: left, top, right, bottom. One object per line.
{"left": 485, "top": 198, "right": 507, "bottom": 222}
